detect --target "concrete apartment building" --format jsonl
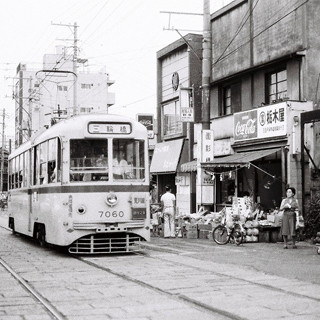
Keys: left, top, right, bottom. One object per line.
{"left": 14, "top": 46, "right": 115, "bottom": 147}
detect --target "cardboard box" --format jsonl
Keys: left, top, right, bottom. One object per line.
{"left": 198, "top": 230, "right": 210, "bottom": 239}
{"left": 185, "top": 224, "right": 197, "bottom": 231}
{"left": 197, "top": 223, "right": 213, "bottom": 231}
{"left": 258, "top": 230, "right": 270, "bottom": 243}
{"left": 186, "top": 230, "right": 198, "bottom": 239}
{"left": 270, "top": 228, "right": 282, "bottom": 243}
{"left": 267, "top": 215, "right": 275, "bottom": 223}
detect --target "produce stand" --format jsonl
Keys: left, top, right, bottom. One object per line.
{"left": 175, "top": 196, "right": 283, "bottom": 243}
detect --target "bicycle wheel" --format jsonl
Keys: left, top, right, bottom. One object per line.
{"left": 232, "top": 228, "right": 243, "bottom": 246}
{"left": 212, "top": 225, "right": 229, "bottom": 245}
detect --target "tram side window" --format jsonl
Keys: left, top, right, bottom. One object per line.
{"left": 9, "top": 158, "right": 16, "bottom": 189}
{"left": 33, "top": 138, "right": 61, "bottom": 186}
{"left": 34, "top": 146, "right": 40, "bottom": 185}
{"left": 8, "top": 159, "right": 12, "bottom": 189}
{"left": 23, "top": 150, "right": 30, "bottom": 187}
{"left": 112, "top": 139, "right": 145, "bottom": 180}
{"left": 39, "top": 142, "right": 48, "bottom": 184}
{"left": 18, "top": 154, "right": 23, "bottom": 188}
{"left": 15, "top": 156, "right": 19, "bottom": 188}
{"left": 48, "top": 138, "right": 61, "bottom": 183}
{"left": 70, "top": 139, "right": 108, "bottom": 182}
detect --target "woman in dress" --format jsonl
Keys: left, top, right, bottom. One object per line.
{"left": 280, "top": 187, "right": 299, "bottom": 249}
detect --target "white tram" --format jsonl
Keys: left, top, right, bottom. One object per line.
{"left": 8, "top": 114, "right": 150, "bottom": 254}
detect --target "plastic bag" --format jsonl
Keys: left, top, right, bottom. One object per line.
{"left": 296, "top": 216, "right": 305, "bottom": 229}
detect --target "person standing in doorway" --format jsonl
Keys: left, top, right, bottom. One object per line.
{"left": 280, "top": 187, "right": 299, "bottom": 249}
{"left": 160, "top": 185, "right": 176, "bottom": 238}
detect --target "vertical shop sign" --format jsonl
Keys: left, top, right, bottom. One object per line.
{"left": 201, "top": 130, "right": 214, "bottom": 162}
{"left": 180, "top": 87, "right": 194, "bottom": 122}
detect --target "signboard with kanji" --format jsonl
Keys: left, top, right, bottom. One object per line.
{"left": 234, "top": 103, "right": 287, "bottom": 142}
{"left": 180, "top": 87, "right": 194, "bottom": 122}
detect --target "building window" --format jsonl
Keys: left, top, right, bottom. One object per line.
{"left": 81, "top": 83, "right": 93, "bottom": 89}
{"left": 266, "top": 69, "right": 287, "bottom": 103}
{"left": 57, "top": 85, "right": 68, "bottom": 91}
{"left": 221, "top": 82, "right": 241, "bottom": 115}
{"left": 223, "top": 87, "right": 232, "bottom": 115}
{"left": 162, "top": 100, "right": 182, "bottom": 137}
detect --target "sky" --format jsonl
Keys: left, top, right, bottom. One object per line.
{"left": 0, "top": 0, "right": 232, "bottom": 139}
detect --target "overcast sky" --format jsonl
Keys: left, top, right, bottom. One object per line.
{"left": 0, "top": 0, "right": 232, "bottom": 138}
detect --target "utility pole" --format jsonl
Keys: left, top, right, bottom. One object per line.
{"left": 73, "top": 22, "right": 78, "bottom": 116}
{"left": 202, "top": 0, "right": 211, "bottom": 130}
{"left": 28, "top": 76, "right": 33, "bottom": 137}
{"left": 51, "top": 21, "right": 79, "bottom": 116}
{"left": 0, "top": 109, "right": 5, "bottom": 193}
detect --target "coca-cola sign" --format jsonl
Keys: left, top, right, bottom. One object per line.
{"left": 234, "top": 103, "right": 287, "bottom": 141}
{"left": 234, "top": 110, "right": 257, "bottom": 141}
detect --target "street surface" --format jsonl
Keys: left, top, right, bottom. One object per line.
{"left": 0, "top": 210, "right": 319, "bottom": 320}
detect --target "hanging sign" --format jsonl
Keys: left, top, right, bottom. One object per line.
{"left": 200, "top": 130, "right": 214, "bottom": 162}
{"left": 137, "top": 114, "right": 154, "bottom": 139}
{"left": 180, "top": 87, "right": 194, "bottom": 122}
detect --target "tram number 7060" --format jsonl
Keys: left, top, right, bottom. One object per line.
{"left": 99, "top": 211, "right": 125, "bottom": 218}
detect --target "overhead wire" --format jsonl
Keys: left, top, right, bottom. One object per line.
{"left": 212, "top": 0, "right": 308, "bottom": 67}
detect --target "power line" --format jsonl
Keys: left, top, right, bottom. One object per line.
{"left": 212, "top": 0, "right": 308, "bottom": 68}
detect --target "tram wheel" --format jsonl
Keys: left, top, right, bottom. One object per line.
{"left": 9, "top": 218, "right": 16, "bottom": 235}
{"left": 35, "top": 224, "right": 46, "bottom": 247}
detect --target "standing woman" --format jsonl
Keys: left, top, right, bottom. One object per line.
{"left": 280, "top": 187, "right": 299, "bottom": 249}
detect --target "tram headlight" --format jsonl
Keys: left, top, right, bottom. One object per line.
{"left": 105, "top": 192, "right": 118, "bottom": 207}
{"left": 77, "top": 204, "right": 87, "bottom": 215}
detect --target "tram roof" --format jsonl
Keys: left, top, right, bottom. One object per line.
{"left": 10, "top": 113, "right": 147, "bottom": 159}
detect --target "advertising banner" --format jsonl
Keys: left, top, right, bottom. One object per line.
{"left": 137, "top": 114, "right": 154, "bottom": 139}
{"left": 234, "top": 103, "right": 287, "bottom": 142}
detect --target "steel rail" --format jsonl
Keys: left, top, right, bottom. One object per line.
{"left": 0, "top": 257, "right": 65, "bottom": 320}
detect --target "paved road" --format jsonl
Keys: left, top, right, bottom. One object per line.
{"left": 0, "top": 211, "right": 319, "bottom": 319}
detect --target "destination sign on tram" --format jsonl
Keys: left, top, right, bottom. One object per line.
{"left": 88, "top": 123, "right": 132, "bottom": 134}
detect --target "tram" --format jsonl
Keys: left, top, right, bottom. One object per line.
{"left": 7, "top": 113, "right": 150, "bottom": 254}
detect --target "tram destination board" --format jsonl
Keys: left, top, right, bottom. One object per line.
{"left": 132, "top": 208, "right": 146, "bottom": 220}
{"left": 88, "top": 122, "right": 132, "bottom": 134}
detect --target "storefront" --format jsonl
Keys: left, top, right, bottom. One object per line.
{"left": 150, "top": 139, "right": 194, "bottom": 214}
{"left": 175, "top": 101, "right": 312, "bottom": 242}
{"left": 202, "top": 148, "right": 283, "bottom": 212}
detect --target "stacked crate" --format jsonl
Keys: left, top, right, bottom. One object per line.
{"left": 186, "top": 224, "right": 198, "bottom": 239}
{"left": 198, "top": 223, "right": 213, "bottom": 239}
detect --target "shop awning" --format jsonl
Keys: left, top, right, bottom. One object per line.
{"left": 181, "top": 160, "right": 197, "bottom": 172}
{"left": 150, "top": 139, "right": 184, "bottom": 174}
{"left": 201, "top": 148, "right": 281, "bottom": 169}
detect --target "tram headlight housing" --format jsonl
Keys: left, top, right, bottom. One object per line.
{"left": 105, "top": 192, "right": 118, "bottom": 207}
{"left": 77, "top": 204, "right": 87, "bottom": 215}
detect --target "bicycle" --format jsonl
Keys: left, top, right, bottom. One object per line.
{"left": 212, "top": 210, "right": 244, "bottom": 245}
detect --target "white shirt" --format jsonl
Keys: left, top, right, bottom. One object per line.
{"left": 160, "top": 192, "right": 175, "bottom": 207}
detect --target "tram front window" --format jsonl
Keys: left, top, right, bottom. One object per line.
{"left": 112, "top": 139, "right": 145, "bottom": 180}
{"left": 70, "top": 140, "right": 109, "bottom": 182}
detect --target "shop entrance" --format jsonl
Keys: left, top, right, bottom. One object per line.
{"left": 156, "top": 174, "right": 176, "bottom": 199}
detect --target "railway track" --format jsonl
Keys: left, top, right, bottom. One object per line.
{"left": 0, "top": 257, "right": 65, "bottom": 320}
{"left": 1, "top": 223, "right": 320, "bottom": 319}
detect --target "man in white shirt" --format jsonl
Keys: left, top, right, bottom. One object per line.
{"left": 160, "top": 185, "right": 176, "bottom": 238}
